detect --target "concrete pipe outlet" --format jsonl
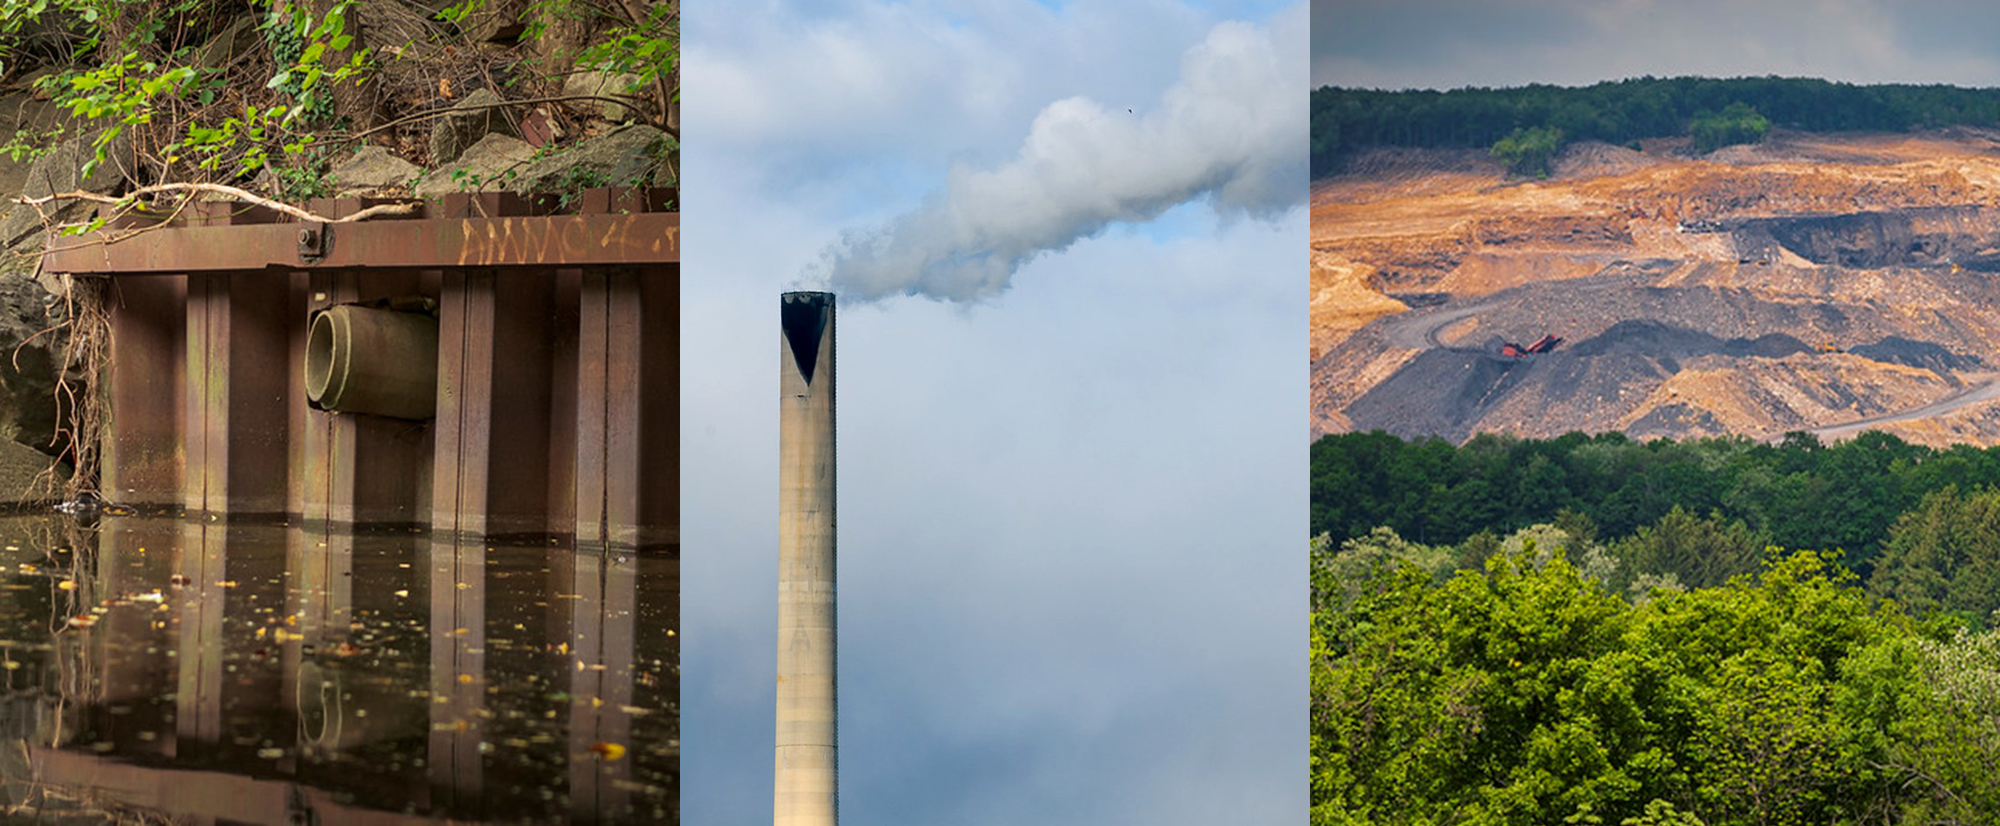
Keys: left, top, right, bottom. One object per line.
{"left": 304, "top": 305, "right": 439, "bottom": 420}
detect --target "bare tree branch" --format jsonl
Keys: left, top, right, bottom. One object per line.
{"left": 14, "top": 182, "right": 420, "bottom": 224}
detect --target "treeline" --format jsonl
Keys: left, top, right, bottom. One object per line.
{"left": 1311, "top": 76, "right": 2000, "bottom": 177}
{"left": 1312, "top": 545, "right": 2000, "bottom": 825}
{"left": 1312, "top": 429, "right": 2000, "bottom": 622}
{"left": 1314, "top": 430, "right": 1989, "bottom": 569}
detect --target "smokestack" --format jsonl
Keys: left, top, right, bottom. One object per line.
{"left": 777, "top": 291, "right": 837, "bottom": 826}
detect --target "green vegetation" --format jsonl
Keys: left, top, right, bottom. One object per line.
{"left": 1311, "top": 76, "right": 2000, "bottom": 177}
{"left": 1312, "top": 429, "right": 2000, "bottom": 823}
{"left": 0, "top": 0, "right": 678, "bottom": 207}
{"left": 1308, "top": 430, "right": 2000, "bottom": 581}
{"left": 1688, "top": 102, "right": 1770, "bottom": 154}
{"left": 1488, "top": 125, "right": 1561, "bottom": 178}
{"left": 1312, "top": 544, "right": 2000, "bottom": 825}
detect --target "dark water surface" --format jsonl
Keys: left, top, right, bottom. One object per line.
{"left": 0, "top": 515, "right": 679, "bottom": 824}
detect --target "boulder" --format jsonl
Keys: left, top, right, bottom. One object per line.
{"left": 416, "top": 133, "right": 535, "bottom": 197}
{"left": 0, "top": 128, "right": 132, "bottom": 252}
{"left": 328, "top": 146, "right": 422, "bottom": 194}
{"left": 453, "top": 0, "right": 528, "bottom": 44}
{"left": 511, "top": 124, "right": 669, "bottom": 196}
{"left": 0, "top": 274, "right": 64, "bottom": 459}
{"left": 196, "top": 15, "right": 259, "bottom": 69}
{"left": 0, "top": 438, "right": 60, "bottom": 504}
{"left": 427, "top": 87, "right": 519, "bottom": 167}
{"left": 563, "top": 70, "right": 647, "bottom": 122}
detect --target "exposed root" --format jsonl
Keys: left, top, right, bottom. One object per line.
{"left": 31, "top": 275, "right": 109, "bottom": 505}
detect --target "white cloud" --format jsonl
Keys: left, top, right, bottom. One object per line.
{"left": 687, "top": 0, "right": 1213, "bottom": 177}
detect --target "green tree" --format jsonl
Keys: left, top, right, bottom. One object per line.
{"left": 1491, "top": 125, "right": 1563, "bottom": 178}
{"left": 1608, "top": 506, "right": 1769, "bottom": 594}
{"left": 1870, "top": 486, "right": 2000, "bottom": 621}
{"left": 1687, "top": 102, "right": 1770, "bottom": 153}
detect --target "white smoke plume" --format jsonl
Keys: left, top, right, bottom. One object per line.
{"left": 811, "top": 14, "right": 1306, "bottom": 303}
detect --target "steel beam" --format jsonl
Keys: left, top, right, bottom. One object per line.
{"left": 44, "top": 213, "right": 680, "bottom": 274}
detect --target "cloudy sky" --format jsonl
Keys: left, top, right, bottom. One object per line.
{"left": 1314, "top": 0, "right": 2000, "bottom": 90}
{"left": 681, "top": 0, "right": 1305, "bottom": 823}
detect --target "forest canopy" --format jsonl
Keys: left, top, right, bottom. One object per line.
{"left": 1311, "top": 430, "right": 2000, "bottom": 823}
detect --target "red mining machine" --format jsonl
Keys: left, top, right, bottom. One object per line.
{"left": 1501, "top": 334, "right": 1564, "bottom": 358}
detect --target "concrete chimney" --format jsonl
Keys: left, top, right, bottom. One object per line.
{"left": 776, "top": 291, "right": 837, "bottom": 826}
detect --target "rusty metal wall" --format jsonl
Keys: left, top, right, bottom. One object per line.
{"left": 56, "top": 189, "right": 678, "bottom": 550}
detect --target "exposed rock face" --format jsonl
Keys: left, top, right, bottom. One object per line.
{"left": 1312, "top": 130, "right": 2000, "bottom": 447}
{"left": 0, "top": 275, "right": 65, "bottom": 458}
{"left": 511, "top": 123, "right": 667, "bottom": 195}
{"left": 1735, "top": 207, "right": 2000, "bottom": 270}
{"left": 428, "top": 87, "right": 520, "bottom": 167}
{"left": 0, "top": 93, "right": 98, "bottom": 462}
{"left": 328, "top": 146, "right": 422, "bottom": 194}
{"left": 416, "top": 133, "right": 535, "bottom": 196}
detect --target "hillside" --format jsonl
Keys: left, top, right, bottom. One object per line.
{"left": 1311, "top": 128, "right": 2000, "bottom": 445}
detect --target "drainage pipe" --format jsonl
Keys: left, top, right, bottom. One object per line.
{"left": 304, "top": 305, "right": 439, "bottom": 421}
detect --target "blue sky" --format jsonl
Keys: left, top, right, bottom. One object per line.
{"left": 1314, "top": 0, "right": 2000, "bottom": 90}
{"left": 680, "top": 0, "right": 1306, "bottom": 822}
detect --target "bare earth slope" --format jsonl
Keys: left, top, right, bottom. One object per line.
{"left": 1311, "top": 130, "right": 2000, "bottom": 446}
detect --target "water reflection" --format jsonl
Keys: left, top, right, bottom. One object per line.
{"left": 0, "top": 515, "right": 678, "bottom": 823}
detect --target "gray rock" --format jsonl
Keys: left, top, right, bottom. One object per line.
{"left": 416, "top": 133, "right": 535, "bottom": 197}
{"left": 563, "top": 70, "right": 647, "bottom": 122}
{"left": 511, "top": 124, "right": 669, "bottom": 195}
{"left": 0, "top": 274, "right": 65, "bottom": 460}
{"left": 328, "top": 146, "right": 421, "bottom": 193}
{"left": 0, "top": 426, "right": 60, "bottom": 502}
{"left": 449, "top": 0, "right": 527, "bottom": 44}
{"left": 0, "top": 128, "right": 132, "bottom": 250}
{"left": 652, "top": 150, "right": 676, "bottom": 190}
{"left": 197, "top": 15, "right": 258, "bottom": 69}
{"left": 427, "top": 87, "right": 519, "bottom": 167}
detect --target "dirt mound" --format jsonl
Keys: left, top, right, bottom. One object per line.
{"left": 1850, "top": 337, "right": 1981, "bottom": 373}
{"left": 1339, "top": 146, "right": 1500, "bottom": 179}
{"left": 1311, "top": 255, "right": 1406, "bottom": 361}
{"left": 1344, "top": 319, "right": 1823, "bottom": 441}
{"left": 1566, "top": 319, "right": 1806, "bottom": 361}
{"left": 1553, "top": 141, "right": 1658, "bottom": 179}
